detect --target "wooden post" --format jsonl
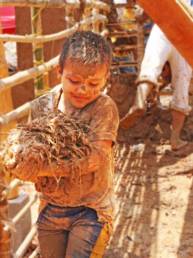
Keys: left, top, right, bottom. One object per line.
{"left": 137, "top": 0, "right": 193, "bottom": 68}
{"left": 41, "top": 8, "right": 66, "bottom": 88}
{"left": 32, "top": 7, "right": 49, "bottom": 96}
{"left": 73, "top": 0, "right": 85, "bottom": 23}
{"left": 13, "top": 7, "right": 35, "bottom": 108}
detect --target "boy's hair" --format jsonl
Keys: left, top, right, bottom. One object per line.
{"left": 59, "top": 31, "right": 112, "bottom": 73}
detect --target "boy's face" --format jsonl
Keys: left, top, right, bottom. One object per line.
{"left": 61, "top": 60, "right": 109, "bottom": 108}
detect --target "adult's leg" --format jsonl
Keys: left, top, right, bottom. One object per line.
{"left": 65, "top": 208, "right": 111, "bottom": 258}
{"left": 170, "top": 110, "right": 187, "bottom": 150}
{"left": 120, "top": 25, "right": 171, "bottom": 129}
{"left": 170, "top": 48, "right": 192, "bottom": 150}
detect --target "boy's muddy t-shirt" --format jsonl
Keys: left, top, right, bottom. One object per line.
{"left": 30, "top": 86, "right": 119, "bottom": 222}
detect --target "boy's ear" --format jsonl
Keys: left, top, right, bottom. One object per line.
{"left": 56, "top": 65, "right": 62, "bottom": 79}
{"left": 106, "top": 71, "right": 110, "bottom": 80}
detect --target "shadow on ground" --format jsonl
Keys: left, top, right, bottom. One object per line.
{"left": 105, "top": 143, "right": 160, "bottom": 258}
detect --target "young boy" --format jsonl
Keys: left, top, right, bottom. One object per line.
{"left": 14, "top": 31, "right": 119, "bottom": 258}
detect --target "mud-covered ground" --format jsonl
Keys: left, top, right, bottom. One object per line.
{"left": 104, "top": 76, "right": 193, "bottom": 258}
{"left": 105, "top": 141, "right": 193, "bottom": 258}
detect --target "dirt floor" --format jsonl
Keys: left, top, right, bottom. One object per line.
{"left": 104, "top": 77, "right": 193, "bottom": 258}
{"left": 104, "top": 140, "right": 193, "bottom": 258}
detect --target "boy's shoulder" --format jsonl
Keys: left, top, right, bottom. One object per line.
{"left": 88, "top": 93, "right": 119, "bottom": 142}
{"left": 93, "top": 93, "right": 118, "bottom": 112}
{"left": 90, "top": 93, "right": 119, "bottom": 125}
{"left": 91, "top": 93, "right": 119, "bottom": 122}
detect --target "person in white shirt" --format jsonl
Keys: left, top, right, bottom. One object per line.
{"left": 120, "top": 1, "right": 192, "bottom": 150}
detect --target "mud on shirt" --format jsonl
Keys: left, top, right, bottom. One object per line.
{"left": 30, "top": 86, "right": 119, "bottom": 223}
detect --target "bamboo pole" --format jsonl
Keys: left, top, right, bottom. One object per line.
{"left": 15, "top": 224, "right": 37, "bottom": 258}
{"left": 0, "top": 0, "right": 110, "bottom": 11}
{"left": 137, "top": 0, "right": 193, "bottom": 68}
{"left": 0, "top": 84, "right": 61, "bottom": 126}
{"left": 0, "top": 102, "right": 31, "bottom": 125}
{"left": 179, "top": 0, "right": 193, "bottom": 18}
{"left": 32, "top": 7, "right": 47, "bottom": 94}
{"left": 0, "top": 14, "right": 107, "bottom": 43}
{"left": 0, "top": 0, "right": 80, "bottom": 8}
{"left": 28, "top": 247, "right": 40, "bottom": 258}
{"left": 11, "top": 194, "right": 37, "bottom": 225}
{"left": 0, "top": 55, "right": 59, "bottom": 94}
{"left": 1, "top": 180, "right": 21, "bottom": 200}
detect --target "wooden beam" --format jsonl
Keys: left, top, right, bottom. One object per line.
{"left": 41, "top": 7, "right": 66, "bottom": 88}
{"left": 13, "top": 7, "right": 35, "bottom": 109}
{"left": 137, "top": 0, "right": 193, "bottom": 67}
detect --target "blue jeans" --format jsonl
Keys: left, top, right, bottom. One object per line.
{"left": 37, "top": 204, "right": 111, "bottom": 258}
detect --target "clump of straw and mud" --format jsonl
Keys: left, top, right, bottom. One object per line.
{"left": 0, "top": 111, "right": 92, "bottom": 181}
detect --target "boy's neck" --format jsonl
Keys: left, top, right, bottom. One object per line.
{"left": 58, "top": 92, "right": 80, "bottom": 113}
{"left": 58, "top": 92, "right": 103, "bottom": 113}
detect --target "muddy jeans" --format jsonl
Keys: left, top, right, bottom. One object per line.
{"left": 37, "top": 204, "right": 111, "bottom": 258}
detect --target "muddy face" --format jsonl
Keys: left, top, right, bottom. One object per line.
{"left": 61, "top": 60, "right": 108, "bottom": 108}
